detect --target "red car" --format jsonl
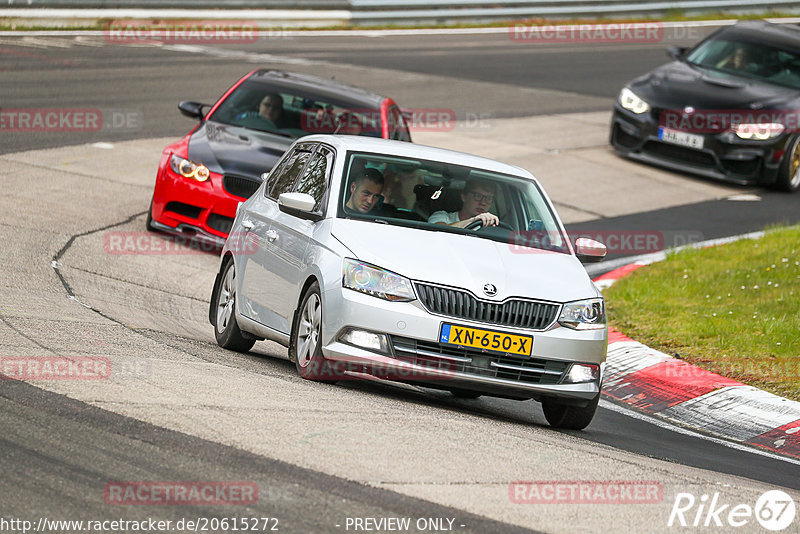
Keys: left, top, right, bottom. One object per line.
{"left": 147, "top": 69, "right": 411, "bottom": 245}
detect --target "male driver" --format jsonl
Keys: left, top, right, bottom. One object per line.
{"left": 345, "top": 168, "right": 384, "bottom": 214}
{"left": 428, "top": 180, "right": 499, "bottom": 228}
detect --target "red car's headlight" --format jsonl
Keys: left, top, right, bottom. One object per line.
{"left": 170, "top": 154, "right": 210, "bottom": 182}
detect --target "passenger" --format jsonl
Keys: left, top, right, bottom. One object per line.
{"left": 428, "top": 180, "right": 499, "bottom": 228}
{"left": 345, "top": 168, "right": 384, "bottom": 214}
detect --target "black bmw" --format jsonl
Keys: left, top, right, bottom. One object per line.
{"left": 610, "top": 20, "right": 800, "bottom": 192}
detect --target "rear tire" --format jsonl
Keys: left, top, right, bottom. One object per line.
{"left": 291, "top": 282, "right": 340, "bottom": 383}
{"left": 542, "top": 395, "right": 599, "bottom": 430}
{"left": 211, "top": 258, "right": 256, "bottom": 353}
{"left": 776, "top": 135, "right": 800, "bottom": 192}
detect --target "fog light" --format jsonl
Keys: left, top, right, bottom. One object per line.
{"left": 563, "top": 363, "right": 600, "bottom": 384}
{"left": 339, "top": 328, "right": 389, "bottom": 354}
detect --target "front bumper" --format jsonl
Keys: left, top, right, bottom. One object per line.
{"left": 319, "top": 286, "right": 606, "bottom": 404}
{"left": 610, "top": 104, "right": 787, "bottom": 186}
{"left": 151, "top": 163, "right": 258, "bottom": 241}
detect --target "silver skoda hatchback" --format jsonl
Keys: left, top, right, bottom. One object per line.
{"left": 210, "top": 135, "right": 607, "bottom": 429}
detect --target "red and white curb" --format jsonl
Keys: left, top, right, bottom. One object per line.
{"left": 595, "top": 262, "right": 800, "bottom": 460}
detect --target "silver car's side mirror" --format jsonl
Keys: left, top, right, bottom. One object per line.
{"left": 278, "top": 192, "right": 322, "bottom": 221}
{"left": 574, "top": 237, "right": 606, "bottom": 263}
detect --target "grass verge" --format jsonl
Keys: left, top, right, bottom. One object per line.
{"left": 604, "top": 225, "right": 800, "bottom": 401}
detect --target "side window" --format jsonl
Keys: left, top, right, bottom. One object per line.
{"left": 295, "top": 146, "right": 333, "bottom": 211}
{"left": 387, "top": 105, "right": 411, "bottom": 142}
{"left": 267, "top": 146, "right": 313, "bottom": 199}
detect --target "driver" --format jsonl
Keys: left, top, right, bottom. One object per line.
{"left": 428, "top": 180, "right": 499, "bottom": 228}
{"left": 345, "top": 168, "right": 385, "bottom": 214}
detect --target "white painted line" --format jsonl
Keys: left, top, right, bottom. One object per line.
{"left": 91, "top": 142, "right": 115, "bottom": 150}
{"left": 600, "top": 398, "right": 800, "bottom": 466}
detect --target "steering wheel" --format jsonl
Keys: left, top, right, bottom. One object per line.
{"left": 465, "top": 219, "right": 514, "bottom": 231}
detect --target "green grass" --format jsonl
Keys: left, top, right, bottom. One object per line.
{"left": 1, "top": 11, "right": 799, "bottom": 32}
{"left": 605, "top": 225, "right": 800, "bottom": 401}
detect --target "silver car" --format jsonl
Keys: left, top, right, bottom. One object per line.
{"left": 210, "top": 135, "right": 607, "bottom": 430}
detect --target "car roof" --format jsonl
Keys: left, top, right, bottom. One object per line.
{"left": 723, "top": 20, "right": 800, "bottom": 51}
{"left": 248, "top": 69, "right": 387, "bottom": 109}
{"left": 300, "top": 134, "right": 534, "bottom": 179}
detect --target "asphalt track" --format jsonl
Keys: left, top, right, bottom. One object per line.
{"left": 2, "top": 28, "right": 800, "bottom": 533}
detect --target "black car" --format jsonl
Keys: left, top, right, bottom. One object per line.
{"left": 610, "top": 20, "right": 800, "bottom": 192}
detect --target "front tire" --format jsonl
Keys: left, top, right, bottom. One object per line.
{"left": 291, "top": 282, "right": 339, "bottom": 382}
{"left": 211, "top": 258, "right": 255, "bottom": 353}
{"left": 776, "top": 135, "right": 800, "bottom": 192}
{"left": 542, "top": 395, "right": 599, "bottom": 431}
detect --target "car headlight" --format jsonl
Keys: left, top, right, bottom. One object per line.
{"left": 170, "top": 154, "right": 210, "bottom": 182}
{"left": 558, "top": 298, "right": 605, "bottom": 330}
{"left": 342, "top": 259, "right": 415, "bottom": 302}
{"left": 563, "top": 363, "right": 600, "bottom": 384}
{"left": 618, "top": 87, "right": 650, "bottom": 114}
{"left": 734, "top": 123, "right": 785, "bottom": 140}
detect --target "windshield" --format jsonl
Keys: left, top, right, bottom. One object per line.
{"left": 337, "top": 151, "right": 569, "bottom": 254}
{"left": 208, "top": 80, "right": 384, "bottom": 139}
{"left": 686, "top": 36, "right": 800, "bottom": 90}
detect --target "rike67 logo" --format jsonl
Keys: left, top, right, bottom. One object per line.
{"left": 668, "top": 490, "right": 796, "bottom": 531}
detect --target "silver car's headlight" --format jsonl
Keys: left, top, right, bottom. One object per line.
{"left": 342, "top": 259, "right": 415, "bottom": 302}
{"left": 558, "top": 298, "right": 605, "bottom": 330}
{"left": 619, "top": 87, "right": 650, "bottom": 114}
{"left": 734, "top": 123, "right": 785, "bottom": 140}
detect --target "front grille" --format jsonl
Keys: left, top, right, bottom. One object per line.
{"left": 613, "top": 125, "right": 640, "bottom": 149}
{"left": 642, "top": 141, "right": 716, "bottom": 168}
{"left": 391, "top": 336, "right": 567, "bottom": 385}
{"left": 223, "top": 174, "right": 262, "bottom": 199}
{"left": 414, "top": 282, "right": 559, "bottom": 331}
{"left": 164, "top": 201, "right": 202, "bottom": 219}
{"left": 207, "top": 213, "right": 234, "bottom": 234}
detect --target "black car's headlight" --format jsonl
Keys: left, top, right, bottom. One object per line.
{"left": 618, "top": 87, "right": 650, "bottom": 115}
{"left": 734, "top": 123, "right": 785, "bottom": 140}
{"left": 558, "top": 298, "right": 605, "bottom": 330}
{"left": 170, "top": 154, "right": 210, "bottom": 182}
{"left": 342, "top": 259, "right": 415, "bottom": 302}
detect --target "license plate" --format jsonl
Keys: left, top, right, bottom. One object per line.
{"left": 440, "top": 324, "right": 533, "bottom": 356}
{"left": 658, "top": 127, "right": 704, "bottom": 149}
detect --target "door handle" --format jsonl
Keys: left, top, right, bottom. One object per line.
{"left": 241, "top": 220, "right": 254, "bottom": 230}
{"left": 265, "top": 230, "right": 278, "bottom": 242}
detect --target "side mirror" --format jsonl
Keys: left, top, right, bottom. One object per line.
{"left": 575, "top": 237, "right": 606, "bottom": 263}
{"left": 667, "top": 45, "right": 687, "bottom": 60}
{"left": 178, "top": 101, "right": 209, "bottom": 121}
{"left": 278, "top": 192, "right": 322, "bottom": 221}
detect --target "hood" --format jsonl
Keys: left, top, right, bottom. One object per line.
{"left": 331, "top": 219, "right": 598, "bottom": 303}
{"left": 187, "top": 121, "right": 293, "bottom": 179}
{"left": 630, "top": 61, "right": 800, "bottom": 111}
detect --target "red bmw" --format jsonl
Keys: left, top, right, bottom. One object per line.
{"left": 147, "top": 69, "right": 411, "bottom": 245}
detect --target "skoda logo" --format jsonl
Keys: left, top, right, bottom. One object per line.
{"left": 483, "top": 284, "right": 497, "bottom": 297}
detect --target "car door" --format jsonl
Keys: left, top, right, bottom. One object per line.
{"left": 239, "top": 144, "right": 315, "bottom": 328}
{"left": 262, "top": 144, "right": 334, "bottom": 333}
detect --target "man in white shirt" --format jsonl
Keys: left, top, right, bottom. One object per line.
{"left": 428, "top": 180, "right": 499, "bottom": 228}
